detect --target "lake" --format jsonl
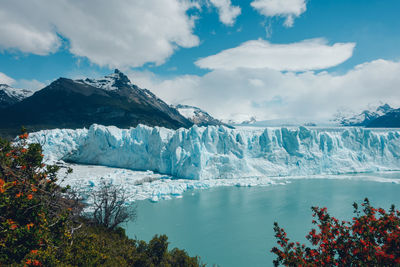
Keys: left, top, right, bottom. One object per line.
{"left": 125, "top": 174, "right": 400, "bottom": 266}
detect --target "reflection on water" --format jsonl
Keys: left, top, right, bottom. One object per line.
{"left": 125, "top": 175, "right": 400, "bottom": 267}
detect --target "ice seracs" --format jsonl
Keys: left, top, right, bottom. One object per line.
{"left": 29, "top": 124, "right": 400, "bottom": 180}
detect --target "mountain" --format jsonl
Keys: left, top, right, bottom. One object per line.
{"left": 333, "top": 104, "right": 393, "bottom": 126}
{"left": 173, "top": 104, "right": 232, "bottom": 128}
{"left": 0, "top": 84, "right": 34, "bottom": 108}
{"left": 367, "top": 108, "right": 400, "bottom": 128}
{"left": 222, "top": 116, "right": 257, "bottom": 125}
{"left": 0, "top": 70, "right": 192, "bottom": 137}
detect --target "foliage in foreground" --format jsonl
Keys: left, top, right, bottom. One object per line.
{"left": 272, "top": 198, "right": 400, "bottom": 266}
{"left": 0, "top": 131, "right": 74, "bottom": 265}
{"left": 62, "top": 225, "right": 202, "bottom": 267}
{"left": 90, "top": 180, "right": 137, "bottom": 230}
{"left": 0, "top": 132, "right": 203, "bottom": 266}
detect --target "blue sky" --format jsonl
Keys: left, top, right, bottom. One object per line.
{"left": 1, "top": 0, "right": 400, "bottom": 120}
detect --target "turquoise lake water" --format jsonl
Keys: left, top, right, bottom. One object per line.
{"left": 125, "top": 174, "right": 400, "bottom": 267}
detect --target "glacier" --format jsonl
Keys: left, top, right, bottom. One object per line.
{"left": 29, "top": 124, "right": 400, "bottom": 180}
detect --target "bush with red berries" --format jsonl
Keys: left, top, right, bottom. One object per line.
{"left": 271, "top": 198, "right": 400, "bottom": 266}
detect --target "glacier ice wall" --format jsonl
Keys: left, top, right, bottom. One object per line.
{"left": 28, "top": 124, "right": 400, "bottom": 180}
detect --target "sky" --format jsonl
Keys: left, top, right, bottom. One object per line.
{"left": 1, "top": 0, "right": 400, "bottom": 121}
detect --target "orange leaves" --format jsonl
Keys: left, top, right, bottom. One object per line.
{"left": 0, "top": 178, "right": 5, "bottom": 193}
{"left": 7, "top": 219, "right": 18, "bottom": 230}
{"left": 19, "top": 132, "right": 29, "bottom": 140}
{"left": 1, "top": 135, "right": 68, "bottom": 265}
{"left": 26, "top": 223, "right": 34, "bottom": 230}
{"left": 32, "top": 260, "right": 42, "bottom": 266}
{"left": 25, "top": 259, "right": 41, "bottom": 266}
{"left": 5, "top": 218, "right": 16, "bottom": 229}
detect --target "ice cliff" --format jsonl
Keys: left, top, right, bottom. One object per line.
{"left": 28, "top": 124, "right": 400, "bottom": 180}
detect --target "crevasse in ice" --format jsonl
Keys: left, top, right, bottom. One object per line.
{"left": 28, "top": 124, "right": 400, "bottom": 180}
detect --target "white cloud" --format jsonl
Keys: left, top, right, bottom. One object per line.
{"left": 14, "top": 79, "right": 46, "bottom": 92}
{"left": 0, "top": 0, "right": 200, "bottom": 68}
{"left": 0, "top": 72, "right": 16, "bottom": 85}
{"left": 251, "top": 0, "right": 307, "bottom": 27}
{"left": 128, "top": 59, "right": 400, "bottom": 122}
{"left": 0, "top": 3, "right": 61, "bottom": 55}
{"left": 0, "top": 72, "right": 45, "bottom": 91}
{"left": 195, "top": 38, "right": 356, "bottom": 72}
{"left": 209, "top": 0, "right": 241, "bottom": 26}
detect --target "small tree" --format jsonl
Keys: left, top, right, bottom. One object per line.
{"left": 89, "top": 180, "right": 136, "bottom": 230}
{"left": 0, "top": 130, "right": 80, "bottom": 265}
{"left": 271, "top": 198, "right": 400, "bottom": 266}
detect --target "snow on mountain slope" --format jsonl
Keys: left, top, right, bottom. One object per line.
{"left": 333, "top": 104, "right": 394, "bottom": 126}
{"left": 173, "top": 104, "right": 230, "bottom": 127}
{"left": 75, "top": 69, "right": 131, "bottom": 91}
{"left": 175, "top": 105, "right": 198, "bottom": 120}
{"left": 0, "top": 84, "right": 34, "bottom": 108}
{"left": 222, "top": 115, "right": 257, "bottom": 125}
{"left": 29, "top": 124, "right": 400, "bottom": 180}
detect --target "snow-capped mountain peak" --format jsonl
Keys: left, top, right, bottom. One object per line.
{"left": 221, "top": 115, "right": 257, "bottom": 125}
{"left": 375, "top": 103, "right": 392, "bottom": 116}
{"left": 76, "top": 69, "right": 132, "bottom": 91}
{"left": 173, "top": 104, "right": 231, "bottom": 127}
{"left": 0, "top": 84, "right": 35, "bottom": 108}
{"left": 0, "top": 84, "right": 34, "bottom": 100}
{"left": 333, "top": 103, "right": 394, "bottom": 126}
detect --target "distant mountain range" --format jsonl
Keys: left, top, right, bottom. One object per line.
{"left": 221, "top": 116, "right": 257, "bottom": 125}
{"left": 333, "top": 104, "right": 399, "bottom": 127}
{"left": 2, "top": 70, "right": 399, "bottom": 138}
{"left": 0, "top": 84, "right": 34, "bottom": 108}
{"left": 173, "top": 104, "right": 233, "bottom": 128}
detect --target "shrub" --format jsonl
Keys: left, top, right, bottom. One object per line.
{"left": 0, "top": 132, "right": 203, "bottom": 266}
{"left": 89, "top": 180, "right": 136, "bottom": 230}
{"left": 0, "top": 131, "right": 77, "bottom": 265}
{"left": 271, "top": 198, "right": 400, "bottom": 266}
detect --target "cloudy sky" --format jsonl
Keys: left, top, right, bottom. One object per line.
{"left": 0, "top": 0, "right": 400, "bottom": 121}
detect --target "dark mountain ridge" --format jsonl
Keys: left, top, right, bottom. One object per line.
{"left": 367, "top": 108, "right": 400, "bottom": 128}
{"left": 333, "top": 104, "right": 394, "bottom": 126}
{"left": 0, "top": 70, "right": 192, "bottom": 137}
